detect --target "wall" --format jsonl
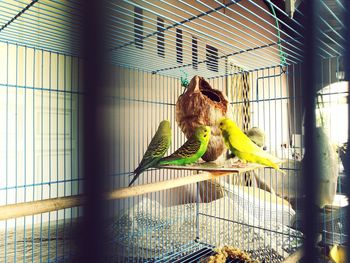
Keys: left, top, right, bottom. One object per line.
{"left": 0, "top": 42, "right": 83, "bottom": 228}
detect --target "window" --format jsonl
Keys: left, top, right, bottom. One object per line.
{"left": 176, "top": 28, "right": 183, "bottom": 64}
{"left": 206, "top": 45, "right": 218, "bottom": 72}
{"left": 192, "top": 36, "right": 198, "bottom": 69}
{"left": 316, "top": 81, "right": 349, "bottom": 145}
{"left": 134, "top": 7, "right": 143, "bottom": 49}
{"left": 157, "top": 17, "right": 165, "bottom": 57}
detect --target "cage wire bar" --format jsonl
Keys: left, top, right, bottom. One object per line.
{"left": 109, "top": 0, "right": 345, "bottom": 78}
{"left": 77, "top": 0, "right": 109, "bottom": 262}
{"left": 0, "top": 2, "right": 83, "bottom": 263}
{"left": 0, "top": 41, "right": 83, "bottom": 261}
{"left": 301, "top": 1, "right": 321, "bottom": 261}
{"left": 343, "top": 0, "right": 350, "bottom": 262}
{"left": 112, "top": 61, "right": 347, "bottom": 261}
{"left": 0, "top": 0, "right": 82, "bottom": 57}
{"left": 0, "top": 0, "right": 349, "bottom": 262}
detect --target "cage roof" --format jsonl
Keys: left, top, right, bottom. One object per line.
{"left": 0, "top": 0, "right": 346, "bottom": 78}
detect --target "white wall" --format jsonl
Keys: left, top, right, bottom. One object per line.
{"left": 0, "top": 42, "right": 83, "bottom": 228}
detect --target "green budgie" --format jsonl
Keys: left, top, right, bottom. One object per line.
{"left": 158, "top": 125, "right": 211, "bottom": 166}
{"left": 129, "top": 120, "right": 171, "bottom": 187}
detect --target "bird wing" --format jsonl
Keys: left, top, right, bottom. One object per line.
{"left": 161, "top": 136, "right": 201, "bottom": 162}
{"left": 134, "top": 134, "right": 170, "bottom": 174}
{"left": 226, "top": 129, "right": 282, "bottom": 165}
{"left": 226, "top": 128, "right": 262, "bottom": 154}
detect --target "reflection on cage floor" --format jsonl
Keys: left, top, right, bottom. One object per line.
{"left": 0, "top": 219, "right": 76, "bottom": 263}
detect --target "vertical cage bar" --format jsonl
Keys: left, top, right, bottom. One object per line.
{"left": 78, "top": 1, "right": 109, "bottom": 261}
{"left": 5, "top": 42, "right": 9, "bottom": 263}
{"left": 23, "top": 44, "right": 27, "bottom": 263}
{"left": 55, "top": 52, "right": 59, "bottom": 262}
{"left": 14, "top": 43, "right": 18, "bottom": 263}
{"left": 69, "top": 51, "right": 74, "bottom": 260}
{"left": 343, "top": 0, "right": 350, "bottom": 259}
{"left": 47, "top": 50, "right": 52, "bottom": 261}
{"left": 39, "top": 48, "right": 44, "bottom": 263}
{"left": 302, "top": 0, "right": 321, "bottom": 261}
{"left": 63, "top": 53, "right": 67, "bottom": 262}
{"left": 31, "top": 47, "right": 36, "bottom": 263}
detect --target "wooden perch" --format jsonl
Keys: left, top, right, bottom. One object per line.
{"left": 0, "top": 161, "right": 285, "bottom": 221}
{"left": 0, "top": 171, "right": 232, "bottom": 221}
{"left": 107, "top": 170, "right": 231, "bottom": 200}
{"left": 0, "top": 195, "right": 86, "bottom": 221}
{"left": 157, "top": 161, "right": 268, "bottom": 173}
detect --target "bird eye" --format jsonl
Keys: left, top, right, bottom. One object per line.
{"left": 219, "top": 122, "right": 223, "bottom": 126}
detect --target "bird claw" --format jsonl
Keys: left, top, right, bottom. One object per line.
{"left": 229, "top": 159, "right": 247, "bottom": 168}
{"left": 236, "top": 162, "right": 247, "bottom": 168}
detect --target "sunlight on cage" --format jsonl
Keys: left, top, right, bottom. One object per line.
{"left": 110, "top": 65, "right": 304, "bottom": 262}
{"left": 0, "top": 41, "right": 83, "bottom": 262}
{"left": 0, "top": 0, "right": 349, "bottom": 262}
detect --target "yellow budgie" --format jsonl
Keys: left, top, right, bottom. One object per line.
{"left": 329, "top": 245, "right": 347, "bottom": 263}
{"left": 218, "top": 118, "right": 285, "bottom": 174}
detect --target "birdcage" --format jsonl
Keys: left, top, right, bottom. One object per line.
{"left": 0, "top": 0, "right": 349, "bottom": 263}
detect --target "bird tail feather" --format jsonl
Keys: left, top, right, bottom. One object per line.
{"left": 128, "top": 172, "right": 140, "bottom": 187}
{"left": 260, "top": 157, "right": 286, "bottom": 175}
{"left": 276, "top": 167, "right": 286, "bottom": 175}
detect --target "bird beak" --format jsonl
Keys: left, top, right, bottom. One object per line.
{"left": 217, "top": 118, "right": 225, "bottom": 129}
